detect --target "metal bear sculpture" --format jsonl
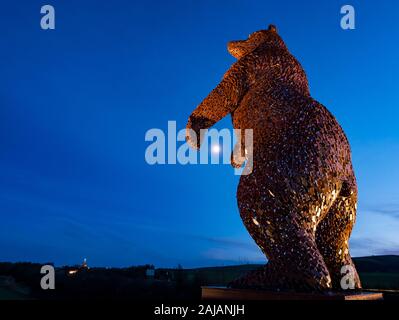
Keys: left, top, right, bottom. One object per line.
{"left": 186, "top": 25, "right": 361, "bottom": 292}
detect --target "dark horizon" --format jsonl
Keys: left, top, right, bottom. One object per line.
{"left": 1, "top": 0, "right": 399, "bottom": 268}
{"left": 2, "top": 254, "right": 399, "bottom": 270}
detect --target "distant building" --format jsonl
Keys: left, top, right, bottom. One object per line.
{"left": 81, "top": 258, "right": 89, "bottom": 270}
{"left": 67, "top": 269, "right": 78, "bottom": 276}
{"left": 67, "top": 258, "right": 90, "bottom": 276}
{"left": 145, "top": 266, "right": 155, "bottom": 279}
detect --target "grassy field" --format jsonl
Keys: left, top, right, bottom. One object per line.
{"left": 164, "top": 267, "right": 399, "bottom": 290}
{"left": 360, "top": 272, "right": 399, "bottom": 290}
{"left": 0, "top": 287, "right": 29, "bottom": 300}
{"left": 159, "top": 255, "right": 399, "bottom": 290}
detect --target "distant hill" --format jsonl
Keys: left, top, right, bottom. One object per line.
{"left": 354, "top": 255, "right": 399, "bottom": 273}
{"left": 177, "top": 255, "right": 399, "bottom": 273}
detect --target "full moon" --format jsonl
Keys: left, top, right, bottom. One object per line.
{"left": 211, "top": 144, "right": 221, "bottom": 154}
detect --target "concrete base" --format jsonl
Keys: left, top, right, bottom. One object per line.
{"left": 202, "top": 286, "right": 384, "bottom": 301}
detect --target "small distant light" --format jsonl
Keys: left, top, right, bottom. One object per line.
{"left": 212, "top": 144, "right": 221, "bottom": 154}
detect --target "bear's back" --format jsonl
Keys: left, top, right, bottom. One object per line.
{"left": 246, "top": 46, "right": 310, "bottom": 98}
{"left": 232, "top": 47, "right": 352, "bottom": 179}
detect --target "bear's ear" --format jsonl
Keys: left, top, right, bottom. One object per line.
{"left": 268, "top": 24, "right": 277, "bottom": 33}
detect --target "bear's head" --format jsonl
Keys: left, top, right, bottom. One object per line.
{"left": 227, "top": 24, "right": 283, "bottom": 59}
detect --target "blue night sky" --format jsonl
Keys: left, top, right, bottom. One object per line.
{"left": 1, "top": 0, "right": 398, "bottom": 267}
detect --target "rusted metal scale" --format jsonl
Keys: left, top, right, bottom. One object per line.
{"left": 187, "top": 25, "right": 361, "bottom": 292}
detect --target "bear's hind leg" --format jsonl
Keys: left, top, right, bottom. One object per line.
{"left": 261, "top": 214, "right": 333, "bottom": 292}
{"left": 236, "top": 201, "right": 333, "bottom": 292}
{"left": 316, "top": 191, "right": 362, "bottom": 290}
